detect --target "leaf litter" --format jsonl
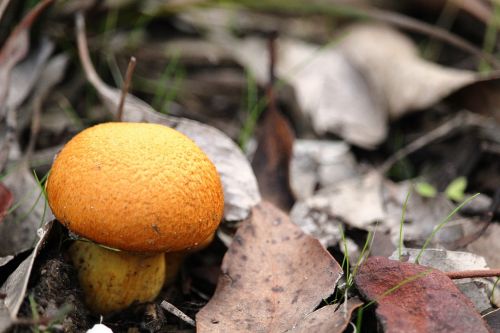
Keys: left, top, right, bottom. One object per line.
{"left": 1, "top": 1, "right": 500, "bottom": 332}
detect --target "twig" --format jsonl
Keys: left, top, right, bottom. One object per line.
{"left": 446, "top": 269, "right": 500, "bottom": 279}
{"left": 116, "top": 56, "right": 136, "bottom": 122}
{"left": 379, "top": 112, "right": 490, "bottom": 174}
{"left": 160, "top": 300, "right": 195, "bottom": 327}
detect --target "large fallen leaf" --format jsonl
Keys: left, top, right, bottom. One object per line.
{"left": 355, "top": 256, "right": 491, "bottom": 333}
{"left": 252, "top": 108, "right": 295, "bottom": 211}
{"left": 196, "top": 202, "right": 343, "bottom": 332}
{"left": 76, "top": 13, "right": 260, "bottom": 221}
{"left": 181, "top": 10, "right": 496, "bottom": 148}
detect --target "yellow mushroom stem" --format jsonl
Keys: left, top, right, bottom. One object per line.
{"left": 164, "top": 233, "right": 215, "bottom": 285}
{"left": 69, "top": 241, "right": 166, "bottom": 314}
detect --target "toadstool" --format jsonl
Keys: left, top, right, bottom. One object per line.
{"left": 46, "top": 122, "right": 224, "bottom": 314}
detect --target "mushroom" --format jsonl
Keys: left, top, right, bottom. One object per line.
{"left": 46, "top": 122, "right": 224, "bottom": 314}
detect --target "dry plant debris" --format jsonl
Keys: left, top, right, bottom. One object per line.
{"left": 0, "top": 0, "right": 500, "bottom": 332}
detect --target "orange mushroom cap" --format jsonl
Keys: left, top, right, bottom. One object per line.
{"left": 47, "top": 122, "right": 224, "bottom": 253}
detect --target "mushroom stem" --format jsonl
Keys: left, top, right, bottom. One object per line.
{"left": 164, "top": 233, "right": 216, "bottom": 285}
{"left": 69, "top": 241, "right": 166, "bottom": 314}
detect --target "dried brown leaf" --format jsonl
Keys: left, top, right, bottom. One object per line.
{"left": 196, "top": 202, "right": 342, "bottom": 333}
{"left": 355, "top": 256, "right": 491, "bottom": 333}
{"left": 252, "top": 108, "right": 295, "bottom": 211}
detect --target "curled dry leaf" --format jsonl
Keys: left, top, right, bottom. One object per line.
{"left": 337, "top": 23, "right": 477, "bottom": 119}
{"left": 0, "top": 221, "right": 53, "bottom": 331}
{"left": 0, "top": 52, "right": 64, "bottom": 257}
{"left": 0, "top": 0, "right": 54, "bottom": 170}
{"left": 7, "top": 39, "right": 54, "bottom": 114}
{"left": 76, "top": 13, "right": 260, "bottom": 221}
{"left": 196, "top": 202, "right": 343, "bottom": 333}
{"left": 355, "top": 256, "right": 491, "bottom": 333}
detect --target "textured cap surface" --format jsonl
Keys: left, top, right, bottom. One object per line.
{"left": 47, "top": 122, "right": 224, "bottom": 252}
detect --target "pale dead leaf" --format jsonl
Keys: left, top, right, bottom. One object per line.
{"left": 76, "top": 13, "right": 260, "bottom": 221}
{"left": 7, "top": 39, "right": 54, "bottom": 113}
{"left": 290, "top": 172, "right": 481, "bottom": 249}
{"left": 0, "top": 0, "right": 54, "bottom": 171}
{"left": 337, "top": 23, "right": 477, "bottom": 118}
{"left": 196, "top": 202, "right": 343, "bottom": 332}
{"left": 290, "top": 139, "right": 358, "bottom": 200}
{"left": 291, "top": 171, "right": 389, "bottom": 235}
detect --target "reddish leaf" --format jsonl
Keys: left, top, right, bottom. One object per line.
{"left": 0, "top": 182, "right": 12, "bottom": 223}
{"left": 252, "top": 108, "right": 295, "bottom": 211}
{"left": 355, "top": 257, "right": 491, "bottom": 333}
{"left": 196, "top": 202, "right": 342, "bottom": 333}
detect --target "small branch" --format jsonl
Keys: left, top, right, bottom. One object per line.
{"left": 116, "top": 56, "right": 136, "bottom": 122}
{"left": 160, "top": 300, "right": 195, "bottom": 327}
{"left": 379, "top": 112, "right": 490, "bottom": 174}
{"left": 446, "top": 269, "right": 500, "bottom": 279}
